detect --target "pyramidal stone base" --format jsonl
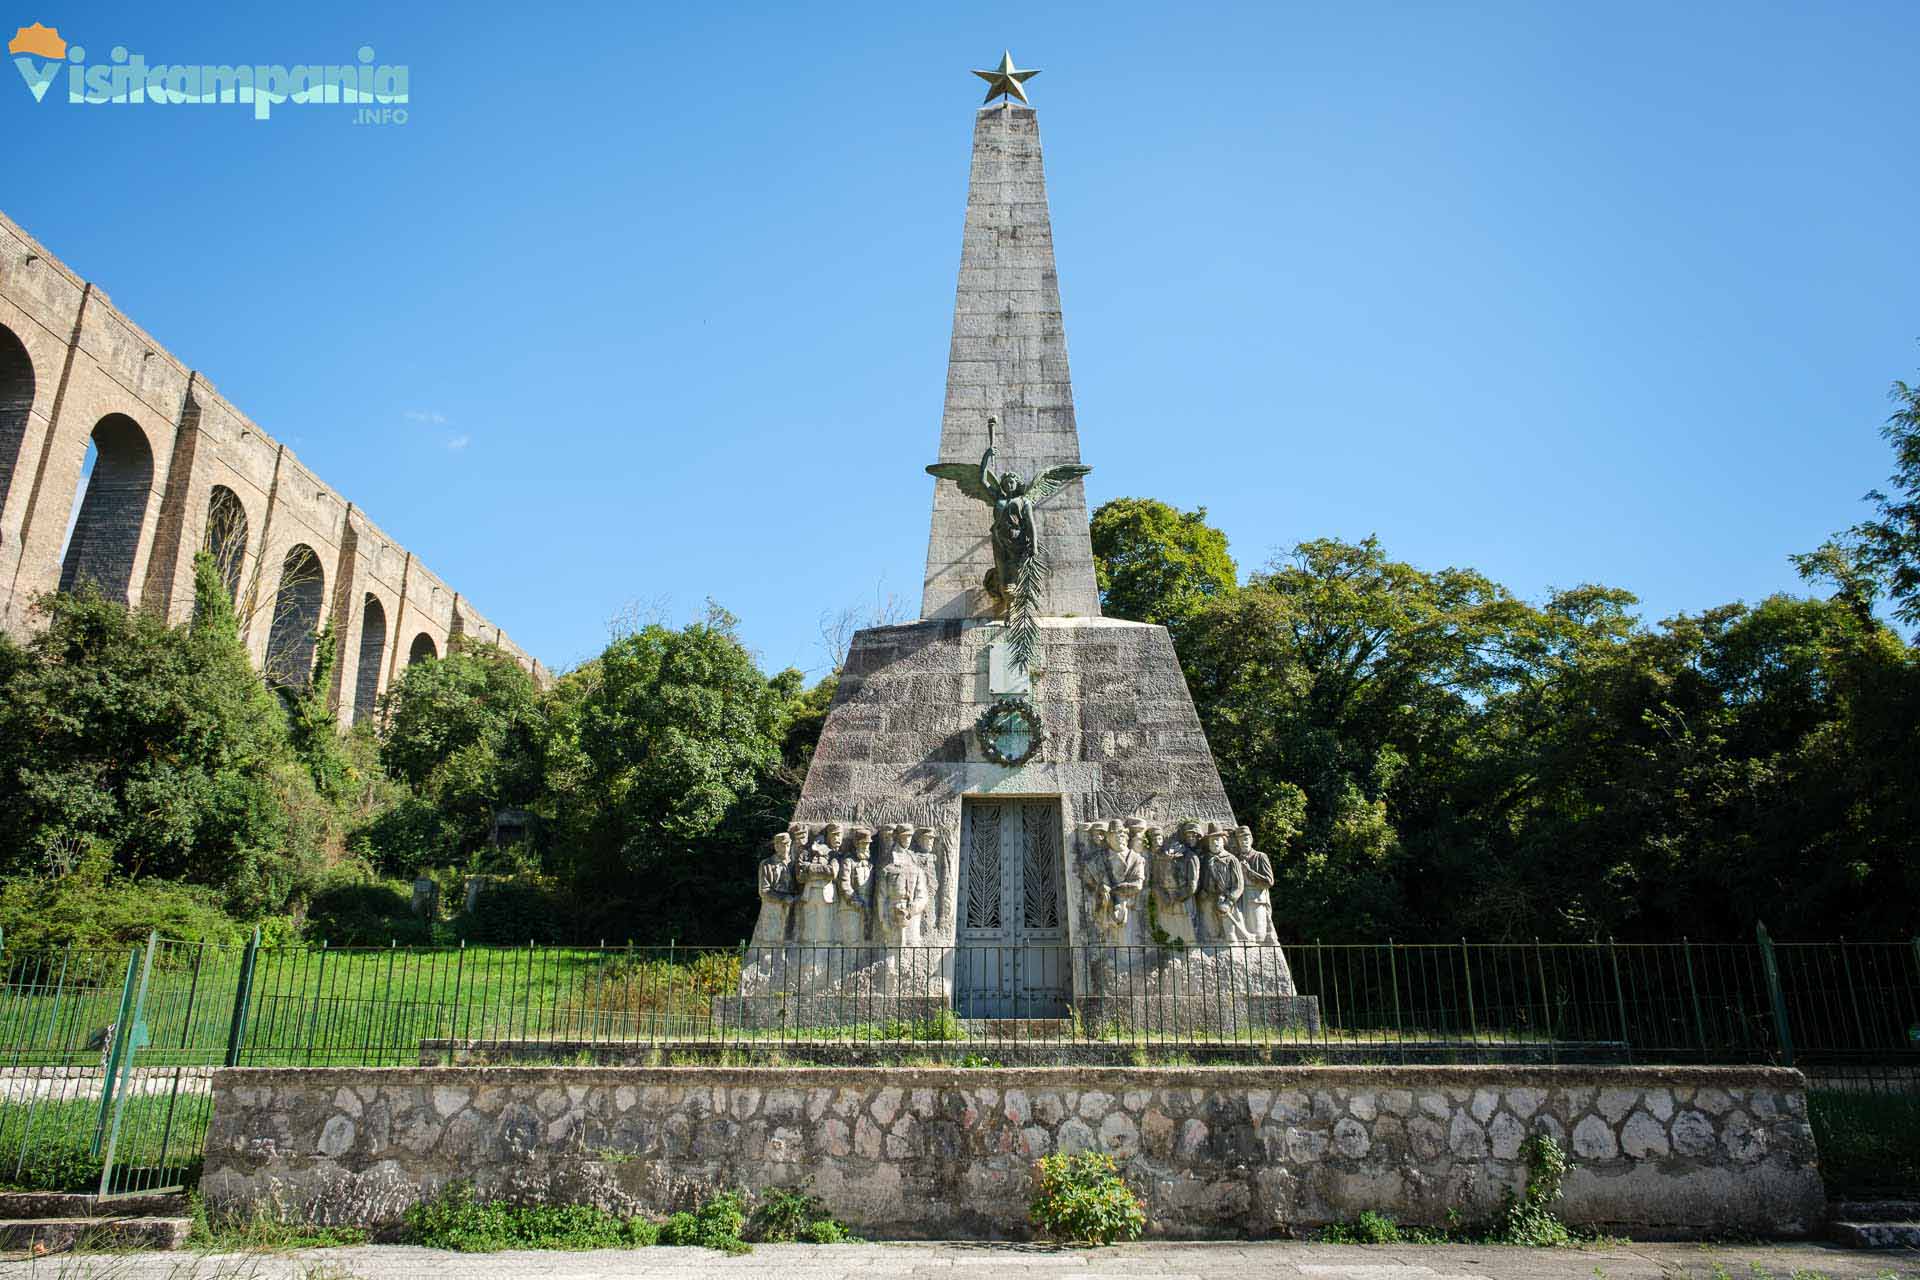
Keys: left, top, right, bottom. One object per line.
{"left": 719, "top": 618, "right": 1319, "bottom": 1035}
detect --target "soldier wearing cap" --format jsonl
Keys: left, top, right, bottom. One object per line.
{"left": 1232, "top": 824, "right": 1276, "bottom": 944}
{"left": 836, "top": 826, "right": 875, "bottom": 948}
{"left": 1198, "top": 821, "right": 1248, "bottom": 944}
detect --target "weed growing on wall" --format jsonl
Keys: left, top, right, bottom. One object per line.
{"left": 1028, "top": 1151, "right": 1146, "bottom": 1245}
{"left": 1496, "top": 1133, "right": 1574, "bottom": 1246}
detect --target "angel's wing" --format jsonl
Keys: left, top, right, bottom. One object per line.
{"left": 925, "top": 462, "right": 996, "bottom": 503}
{"left": 1027, "top": 463, "right": 1093, "bottom": 503}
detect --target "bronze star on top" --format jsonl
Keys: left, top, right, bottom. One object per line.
{"left": 971, "top": 50, "right": 1040, "bottom": 105}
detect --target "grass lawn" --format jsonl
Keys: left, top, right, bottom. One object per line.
{"left": 1809, "top": 1088, "right": 1920, "bottom": 1198}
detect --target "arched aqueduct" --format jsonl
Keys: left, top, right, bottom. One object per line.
{"left": 0, "top": 211, "right": 546, "bottom": 721}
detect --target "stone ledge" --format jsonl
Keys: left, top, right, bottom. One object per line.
{"left": 210, "top": 1063, "right": 1810, "bottom": 1088}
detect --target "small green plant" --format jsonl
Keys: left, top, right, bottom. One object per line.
{"left": 749, "top": 1183, "right": 860, "bottom": 1244}
{"left": 658, "top": 1188, "right": 751, "bottom": 1254}
{"left": 1496, "top": 1132, "right": 1574, "bottom": 1246}
{"left": 1028, "top": 1151, "right": 1146, "bottom": 1246}
{"left": 959, "top": 1053, "right": 1003, "bottom": 1067}
{"left": 1316, "top": 1210, "right": 1448, "bottom": 1245}
{"left": 402, "top": 1182, "right": 654, "bottom": 1251}
{"left": 1319, "top": 1209, "right": 1404, "bottom": 1244}
{"left": 913, "top": 1007, "right": 966, "bottom": 1041}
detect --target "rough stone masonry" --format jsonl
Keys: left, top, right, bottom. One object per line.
{"left": 202, "top": 1065, "right": 1824, "bottom": 1239}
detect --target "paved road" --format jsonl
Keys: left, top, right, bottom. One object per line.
{"left": 6, "top": 1242, "right": 1918, "bottom": 1280}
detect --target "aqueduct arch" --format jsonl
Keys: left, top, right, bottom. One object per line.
{"left": 0, "top": 324, "right": 32, "bottom": 525}
{"left": 203, "top": 485, "right": 248, "bottom": 603}
{"left": 408, "top": 632, "right": 438, "bottom": 665}
{"left": 263, "top": 544, "right": 325, "bottom": 689}
{"left": 353, "top": 593, "right": 388, "bottom": 724}
{"left": 58, "top": 413, "right": 154, "bottom": 603}
{"left": 0, "top": 209, "right": 546, "bottom": 695}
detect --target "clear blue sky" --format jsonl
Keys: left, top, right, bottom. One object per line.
{"left": 9, "top": 2, "right": 1916, "bottom": 677}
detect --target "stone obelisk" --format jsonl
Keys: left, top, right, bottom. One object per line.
{"left": 730, "top": 62, "right": 1312, "bottom": 1033}
{"left": 921, "top": 103, "right": 1100, "bottom": 622}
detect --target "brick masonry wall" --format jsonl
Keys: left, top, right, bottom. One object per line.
{"left": 201, "top": 1064, "right": 1824, "bottom": 1239}
{"left": 0, "top": 209, "right": 547, "bottom": 692}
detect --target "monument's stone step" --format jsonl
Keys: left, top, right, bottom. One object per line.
{"left": 962, "top": 1018, "right": 1073, "bottom": 1039}
{"left": 419, "top": 1035, "right": 1640, "bottom": 1067}
{"left": 1827, "top": 1200, "right": 1920, "bottom": 1248}
{"left": 0, "top": 1191, "right": 187, "bottom": 1220}
{"left": 0, "top": 1215, "right": 189, "bottom": 1252}
{"left": 1828, "top": 1218, "right": 1920, "bottom": 1249}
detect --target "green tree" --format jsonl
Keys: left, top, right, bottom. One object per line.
{"left": 0, "top": 561, "right": 325, "bottom": 917}
{"left": 544, "top": 607, "right": 788, "bottom": 941}
{"left": 1796, "top": 375, "right": 1920, "bottom": 632}
{"left": 1177, "top": 536, "right": 1639, "bottom": 938}
{"left": 375, "top": 642, "right": 545, "bottom": 867}
{"left": 1090, "top": 497, "right": 1238, "bottom": 632}
{"left": 284, "top": 623, "right": 351, "bottom": 802}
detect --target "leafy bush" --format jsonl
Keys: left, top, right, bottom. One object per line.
{"left": 0, "top": 849, "right": 247, "bottom": 952}
{"left": 0, "top": 573, "right": 329, "bottom": 919}
{"left": 304, "top": 875, "right": 429, "bottom": 946}
{"left": 402, "top": 1182, "right": 655, "bottom": 1251}
{"left": 459, "top": 879, "right": 574, "bottom": 945}
{"left": 657, "top": 1189, "right": 750, "bottom": 1254}
{"left": 1028, "top": 1151, "right": 1145, "bottom": 1246}
{"left": 347, "top": 795, "right": 455, "bottom": 880}
{"left": 1810, "top": 1089, "right": 1920, "bottom": 1198}
{"left": 749, "top": 1183, "right": 858, "bottom": 1244}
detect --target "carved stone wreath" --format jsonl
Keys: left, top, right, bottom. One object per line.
{"left": 976, "top": 695, "right": 1043, "bottom": 767}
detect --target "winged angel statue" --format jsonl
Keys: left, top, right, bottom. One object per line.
{"left": 926, "top": 416, "right": 1092, "bottom": 670}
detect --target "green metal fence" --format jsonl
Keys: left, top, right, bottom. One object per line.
{"left": 1, "top": 928, "right": 1915, "bottom": 1195}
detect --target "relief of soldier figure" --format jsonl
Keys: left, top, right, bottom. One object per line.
{"left": 1076, "top": 816, "right": 1285, "bottom": 950}
{"left": 755, "top": 812, "right": 1286, "bottom": 955}
{"left": 748, "top": 820, "right": 939, "bottom": 958}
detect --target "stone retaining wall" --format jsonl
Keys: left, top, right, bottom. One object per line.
{"left": 201, "top": 1065, "right": 1824, "bottom": 1239}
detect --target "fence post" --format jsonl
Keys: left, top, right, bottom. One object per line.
{"left": 95, "top": 931, "right": 158, "bottom": 1196}
{"left": 1608, "top": 937, "right": 1632, "bottom": 1065}
{"left": 1682, "top": 937, "right": 1708, "bottom": 1058}
{"left": 1838, "top": 936, "right": 1869, "bottom": 1048}
{"left": 304, "top": 941, "right": 328, "bottom": 1066}
{"left": 1533, "top": 939, "right": 1555, "bottom": 1064}
{"left": 1910, "top": 936, "right": 1920, "bottom": 1052}
{"left": 93, "top": 946, "right": 143, "bottom": 1158}
{"left": 1460, "top": 939, "right": 1477, "bottom": 1042}
{"left": 1756, "top": 921, "right": 1794, "bottom": 1067}
{"left": 225, "top": 927, "right": 261, "bottom": 1067}
{"left": 1386, "top": 940, "right": 1402, "bottom": 1040}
